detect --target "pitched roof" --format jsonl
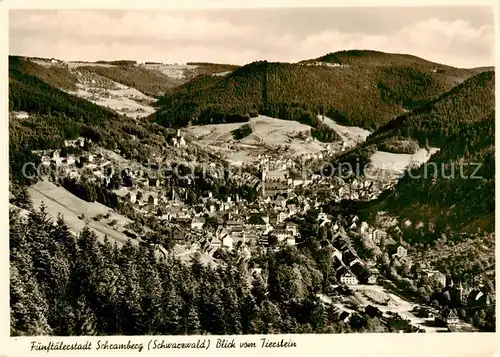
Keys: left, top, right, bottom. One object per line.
{"left": 442, "top": 309, "right": 459, "bottom": 319}
{"left": 273, "top": 228, "right": 291, "bottom": 235}
{"left": 247, "top": 215, "right": 266, "bottom": 225}
{"left": 226, "top": 219, "right": 242, "bottom": 226}
{"left": 192, "top": 216, "right": 206, "bottom": 223}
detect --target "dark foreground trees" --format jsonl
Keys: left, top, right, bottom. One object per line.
{"left": 11, "top": 206, "right": 380, "bottom": 336}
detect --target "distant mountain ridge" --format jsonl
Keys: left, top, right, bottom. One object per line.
{"left": 152, "top": 50, "right": 483, "bottom": 131}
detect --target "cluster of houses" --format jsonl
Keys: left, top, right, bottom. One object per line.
{"left": 439, "top": 278, "right": 495, "bottom": 309}
{"left": 33, "top": 138, "right": 315, "bottom": 260}
{"left": 34, "top": 138, "right": 115, "bottom": 182}
{"left": 159, "top": 209, "right": 302, "bottom": 259}
{"left": 261, "top": 169, "right": 315, "bottom": 197}
{"left": 257, "top": 155, "right": 296, "bottom": 172}
{"left": 303, "top": 61, "right": 351, "bottom": 68}
{"left": 170, "top": 129, "right": 187, "bottom": 148}
{"left": 330, "top": 228, "right": 378, "bottom": 286}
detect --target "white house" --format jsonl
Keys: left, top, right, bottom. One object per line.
{"left": 277, "top": 212, "right": 288, "bottom": 223}
{"left": 41, "top": 156, "right": 51, "bottom": 167}
{"left": 340, "top": 272, "right": 359, "bottom": 285}
{"left": 66, "top": 155, "right": 76, "bottom": 166}
{"left": 360, "top": 222, "right": 369, "bottom": 235}
{"left": 274, "top": 228, "right": 292, "bottom": 242}
{"left": 250, "top": 267, "right": 262, "bottom": 276}
{"left": 372, "top": 229, "right": 388, "bottom": 243}
{"left": 288, "top": 176, "right": 312, "bottom": 187}
{"left": 14, "top": 111, "right": 29, "bottom": 119}
{"left": 396, "top": 246, "right": 408, "bottom": 258}
{"left": 332, "top": 247, "right": 343, "bottom": 261}
{"left": 317, "top": 212, "right": 329, "bottom": 222}
{"left": 210, "top": 236, "right": 222, "bottom": 249}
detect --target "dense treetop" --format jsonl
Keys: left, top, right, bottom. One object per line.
{"left": 153, "top": 51, "right": 481, "bottom": 130}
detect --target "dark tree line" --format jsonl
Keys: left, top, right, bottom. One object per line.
{"left": 61, "top": 178, "right": 120, "bottom": 209}
{"left": 10, "top": 206, "right": 390, "bottom": 336}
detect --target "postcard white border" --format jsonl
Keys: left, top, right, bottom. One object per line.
{"left": 1, "top": 1, "right": 499, "bottom": 357}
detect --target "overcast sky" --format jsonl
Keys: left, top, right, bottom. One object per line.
{"left": 9, "top": 7, "right": 495, "bottom": 68}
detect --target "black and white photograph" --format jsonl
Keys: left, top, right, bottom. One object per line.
{"left": 5, "top": 1, "right": 497, "bottom": 351}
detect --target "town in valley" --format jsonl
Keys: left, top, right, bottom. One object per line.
{"left": 9, "top": 7, "right": 495, "bottom": 337}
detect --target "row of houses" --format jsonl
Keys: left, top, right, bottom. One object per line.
{"left": 261, "top": 169, "right": 315, "bottom": 197}
{"left": 331, "top": 230, "right": 377, "bottom": 285}
{"left": 169, "top": 219, "right": 298, "bottom": 254}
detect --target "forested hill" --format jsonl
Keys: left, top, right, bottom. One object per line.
{"left": 10, "top": 206, "right": 379, "bottom": 336}
{"left": 326, "top": 69, "right": 495, "bottom": 239}
{"left": 367, "top": 70, "right": 495, "bottom": 147}
{"left": 152, "top": 50, "right": 480, "bottom": 130}
{"left": 9, "top": 56, "right": 118, "bottom": 125}
{"left": 372, "top": 111, "right": 495, "bottom": 239}
{"left": 302, "top": 50, "right": 489, "bottom": 72}
{"left": 9, "top": 56, "right": 170, "bottom": 184}
{"left": 76, "top": 64, "right": 183, "bottom": 97}
{"left": 329, "top": 70, "right": 495, "bottom": 171}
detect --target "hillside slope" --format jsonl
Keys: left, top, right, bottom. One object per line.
{"left": 76, "top": 64, "right": 183, "bottom": 97}
{"left": 374, "top": 112, "right": 495, "bottom": 239}
{"left": 153, "top": 50, "right": 480, "bottom": 131}
{"left": 329, "top": 70, "right": 495, "bottom": 171}
{"left": 184, "top": 62, "right": 241, "bottom": 80}
{"left": 323, "top": 68, "right": 495, "bottom": 239}
{"left": 9, "top": 56, "right": 169, "bottom": 184}
{"left": 9, "top": 56, "right": 118, "bottom": 125}
{"left": 368, "top": 70, "right": 495, "bottom": 147}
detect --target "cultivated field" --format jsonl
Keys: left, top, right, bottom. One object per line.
{"left": 185, "top": 115, "right": 332, "bottom": 165}
{"left": 369, "top": 148, "right": 440, "bottom": 173}
{"left": 68, "top": 78, "right": 157, "bottom": 119}
{"left": 319, "top": 115, "right": 371, "bottom": 146}
{"left": 142, "top": 63, "right": 198, "bottom": 80}
{"left": 28, "top": 180, "right": 136, "bottom": 247}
